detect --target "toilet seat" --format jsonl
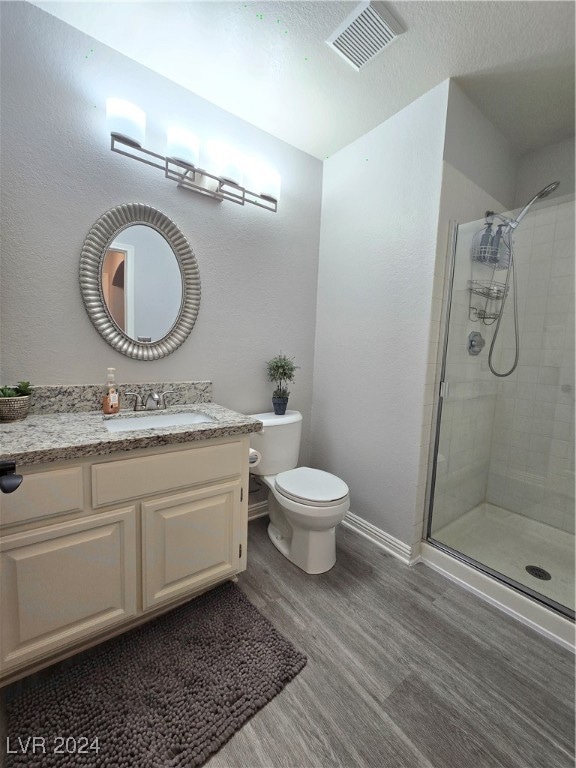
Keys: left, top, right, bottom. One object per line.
{"left": 275, "top": 467, "right": 349, "bottom": 508}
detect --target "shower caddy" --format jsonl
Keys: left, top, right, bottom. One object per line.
{"left": 468, "top": 214, "right": 510, "bottom": 325}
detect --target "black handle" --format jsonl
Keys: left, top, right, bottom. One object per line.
{"left": 0, "top": 461, "right": 23, "bottom": 494}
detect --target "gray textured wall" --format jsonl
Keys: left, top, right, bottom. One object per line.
{"left": 444, "top": 81, "right": 519, "bottom": 211}
{"left": 312, "top": 83, "right": 449, "bottom": 546}
{"left": 515, "top": 137, "right": 575, "bottom": 208}
{"left": 0, "top": 3, "right": 322, "bottom": 460}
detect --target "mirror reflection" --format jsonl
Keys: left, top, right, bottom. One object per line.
{"left": 101, "top": 225, "right": 182, "bottom": 343}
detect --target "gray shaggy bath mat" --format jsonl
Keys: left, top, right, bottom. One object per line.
{"left": 5, "top": 581, "right": 306, "bottom": 767}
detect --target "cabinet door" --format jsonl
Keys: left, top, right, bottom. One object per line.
{"left": 0, "top": 507, "right": 137, "bottom": 675}
{"left": 142, "top": 481, "right": 241, "bottom": 610}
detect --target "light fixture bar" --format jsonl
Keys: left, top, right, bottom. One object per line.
{"left": 110, "top": 134, "right": 166, "bottom": 171}
{"left": 111, "top": 135, "right": 278, "bottom": 213}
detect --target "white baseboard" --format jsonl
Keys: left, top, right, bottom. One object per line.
{"left": 249, "top": 506, "right": 419, "bottom": 567}
{"left": 342, "top": 511, "right": 420, "bottom": 565}
{"left": 420, "top": 542, "right": 575, "bottom": 652}
{"left": 248, "top": 500, "right": 269, "bottom": 521}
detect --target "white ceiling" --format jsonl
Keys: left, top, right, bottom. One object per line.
{"left": 33, "top": 1, "right": 575, "bottom": 159}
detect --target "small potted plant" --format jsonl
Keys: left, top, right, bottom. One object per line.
{"left": 0, "top": 381, "right": 33, "bottom": 422}
{"left": 266, "top": 354, "right": 298, "bottom": 415}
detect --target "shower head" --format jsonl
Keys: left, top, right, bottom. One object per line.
{"left": 537, "top": 181, "right": 561, "bottom": 198}
{"left": 507, "top": 181, "right": 560, "bottom": 231}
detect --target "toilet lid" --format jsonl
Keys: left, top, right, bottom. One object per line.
{"left": 275, "top": 467, "right": 349, "bottom": 506}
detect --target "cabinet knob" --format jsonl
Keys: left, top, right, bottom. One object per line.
{"left": 0, "top": 460, "right": 23, "bottom": 494}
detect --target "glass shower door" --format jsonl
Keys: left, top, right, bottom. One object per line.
{"left": 428, "top": 199, "right": 575, "bottom": 619}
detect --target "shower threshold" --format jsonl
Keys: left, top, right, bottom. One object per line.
{"left": 431, "top": 503, "right": 575, "bottom": 616}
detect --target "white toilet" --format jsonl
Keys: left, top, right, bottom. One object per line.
{"left": 249, "top": 410, "right": 350, "bottom": 574}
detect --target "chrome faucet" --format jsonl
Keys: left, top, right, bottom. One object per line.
{"left": 145, "top": 392, "right": 161, "bottom": 410}
{"left": 157, "top": 390, "right": 174, "bottom": 409}
{"left": 125, "top": 390, "right": 175, "bottom": 411}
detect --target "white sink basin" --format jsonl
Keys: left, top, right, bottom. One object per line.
{"left": 104, "top": 412, "right": 215, "bottom": 432}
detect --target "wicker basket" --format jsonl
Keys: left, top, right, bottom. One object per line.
{"left": 0, "top": 395, "right": 30, "bottom": 422}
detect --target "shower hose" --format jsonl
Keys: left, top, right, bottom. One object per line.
{"left": 487, "top": 231, "right": 519, "bottom": 378}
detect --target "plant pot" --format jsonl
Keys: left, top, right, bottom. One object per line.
{"left": 272, "top": 397, "right": 289, "bottom": 416}
{"left": 0, "top": 395, "right": 30, "bottom": 422}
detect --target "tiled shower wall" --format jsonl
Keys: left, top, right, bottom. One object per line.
{"left": 431, "top": 217, "right": 499, "bottom": 532}
{"left": 486, "top": 198, "right": 575, "bottom": 534}
{"left": 431, "top": 195, "right": 574, "bottom": 536}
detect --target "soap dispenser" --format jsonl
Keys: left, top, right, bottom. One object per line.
{"left": 102, "top": 367, "right": 120, "bottom": 414}
{"left": 479, "top": 223, "right": 493, "bottom": 250}
{"left": 490, "top": 224, "right": 504, "bottom": 265}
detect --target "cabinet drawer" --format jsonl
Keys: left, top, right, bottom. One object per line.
{"left": 0, "top": 466, "right": 83, "bottom": 527}
{"left": 0, "top": 506, "right": 137, "bottom": 674}
{"left": 91, "top": 442, "right": 243, "bottom": 507}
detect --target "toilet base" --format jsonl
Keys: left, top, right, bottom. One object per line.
{"left": 267, "top": 521, "right": 336, "bottom": 575}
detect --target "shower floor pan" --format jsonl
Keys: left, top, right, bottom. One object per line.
{"left": 434, "top": 503, "right": 575, "bottom": 613}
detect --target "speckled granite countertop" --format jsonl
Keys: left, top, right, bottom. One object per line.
{"left": 0, "top": 404, "right": 263, "bottom": 466}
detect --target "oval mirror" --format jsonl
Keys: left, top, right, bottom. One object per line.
{"left": 80, "top": 203, "right": 200, "bottom": 360}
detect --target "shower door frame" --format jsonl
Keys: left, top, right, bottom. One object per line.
{"left": 425, "top": 220, "right": 574, "bottom": 622}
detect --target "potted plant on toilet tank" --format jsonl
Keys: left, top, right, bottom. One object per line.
{"left": 0, "top": 381, "right": 32, "bottom": 421}
{"left": 266, "top": 354, "right": 298, "bottom": 416}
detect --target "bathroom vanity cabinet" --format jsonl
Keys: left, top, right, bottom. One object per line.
{"left": 0, "top": 436, "right": 249, "bottom": 684}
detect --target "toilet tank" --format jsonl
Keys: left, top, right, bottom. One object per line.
{"left": 249, "top": 410, "right": 302, "bottom": 476}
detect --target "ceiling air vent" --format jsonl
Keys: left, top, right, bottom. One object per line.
{"left": 326, "top": 1, "right": 404, "bottom": 71}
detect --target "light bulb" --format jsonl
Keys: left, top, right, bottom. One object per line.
{"left": 166, "top": 126, "right": 200, "bottom": 168}
{"left": 106, "top": 98, "right": 146, "bottom": 147}
{"left": 260, "top": 167, "right": 281, "bottom": 202}
{"left": 205, "top": 140, "right": 244, "bottom": 187}
{"left": 245, "top": 158, "right": 281, "bottom": 201}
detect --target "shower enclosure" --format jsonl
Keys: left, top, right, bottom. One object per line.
{"left": 427, "top": 191, "right": 575, "bottom": 620}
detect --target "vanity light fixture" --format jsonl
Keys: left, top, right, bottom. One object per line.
{"left": 107, "top": 99, "right": 279, "bottom": 213}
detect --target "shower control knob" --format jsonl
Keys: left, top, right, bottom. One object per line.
{"left": 467, "top": 331, "right": 485, "bottom": 356}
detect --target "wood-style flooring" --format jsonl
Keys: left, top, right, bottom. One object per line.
{"left": 208, "top": 517, "right": 575, "bottom": 768}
